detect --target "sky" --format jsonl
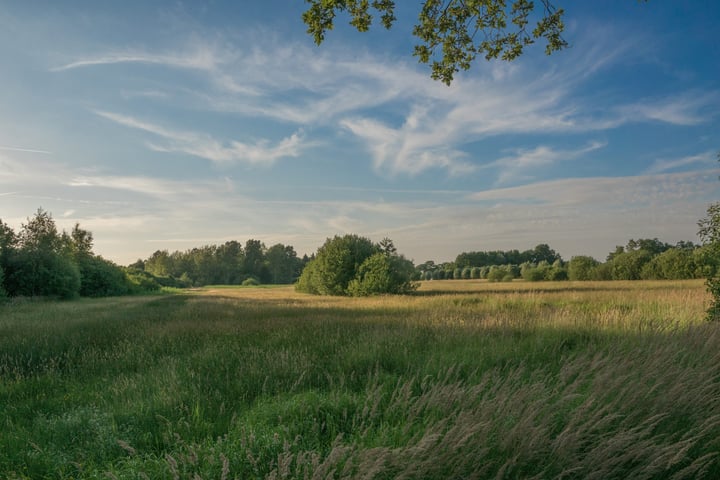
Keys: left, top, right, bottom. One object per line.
{"left": 0, "top": 1, "right": 718, "bottom": 265}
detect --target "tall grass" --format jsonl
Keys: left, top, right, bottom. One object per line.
{"left": 0, "top": 280, "right": 717, "bottom": 478}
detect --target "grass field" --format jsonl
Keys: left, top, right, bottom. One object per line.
{"left": 1, "top": 280, "right": 719, "bottom": 479}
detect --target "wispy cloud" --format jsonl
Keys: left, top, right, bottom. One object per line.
{"left": 490, "top": 141, "right": 607, "bottom": 185}
{"left": 646, "top": 150, "right": 717, "bottom": 174}
{"left": 94, "top": 110, "right": 309, "bottom": 166}
{"left": 617, "top": 91, "right": 719, "bottom": 126}
{"left": 0, "top": 145, "right": 52, "bottom": 154}
{"left": 469, "top": 169, "right": 717, "bottom": 207}
{"left": 51, "top": 49, "right": 217, "bottom": 72}
{"left": 52, "top": 29, "right": 717, "bottom": 178}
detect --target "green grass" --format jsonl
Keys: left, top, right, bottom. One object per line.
{"left": 1, "top": 280, "right": 718, "bottom": 479}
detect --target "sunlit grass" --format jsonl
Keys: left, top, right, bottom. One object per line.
{"left": 1, "top": 280, "right": 718, "bottom": 478}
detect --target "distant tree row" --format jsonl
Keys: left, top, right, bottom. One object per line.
{"left": 0, "top": 209, "right": 167, "bottom": 300}
{"left": 131, "top": 240, "right": 307, "bottom": 287}
{"left": 415, "top": 239, "right": 714, "bottom": 283}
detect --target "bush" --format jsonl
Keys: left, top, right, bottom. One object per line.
{"left": 296, "top": 235, "right": 416, "bottom": 296}
{"left": 487, "top": 267, "right": 506, "bottom": 282}
{"left": 521, "top": 262, "right": 548, "bottom": 282}
{"left": 611, "top": 250, "right": 653, "bottom": 280}
{"left": 568, "top": 256, "right": 599, "bottom": 281}
{"left": 0, "top": 265, "right": 6, "bottom": 300}
{"left": 347, "top": 253, "right": 417, "bottom": 296}
{"left": 641, "top": 248, "right": 698, "bottom": 280}
{"left": 590, "top": 262, "right": 613, "bottom": 281}
{"left": 242, "top": 277, "right": 260, "bottom": 286}
{"left": 7, "top": 250, "right": 81, "bottom": 299}
{"left": 124, "top": 269, "right": 161, "bottom": 293}
{"left": 77, "top": 255, "right": 130, "bottom": 297}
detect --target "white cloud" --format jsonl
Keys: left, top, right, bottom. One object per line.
{"left": 490, "top": 141, "right": 607, "bottom": 185}
{"left": 617, "top": 92, "right": 719, "bottom": 126}
{"left": 94, "top": 110, "right": 309, "bottom": 166}
{"left": 646, "top": 151, "right": 717, "bottom": 174}
{"left": 0, "top": 145, "right": 52, "bottom": 154}
{"left": 52, "top": 30, "right": 717, "bottom": 178}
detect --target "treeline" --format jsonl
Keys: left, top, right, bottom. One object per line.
{"left": 0, "top": 209, "right": 171, "bottom": 300}
{"left": 416, "top": 239, "right": 716, "bottom": 282}
{"left": 131, "top": 240, "right": 307, "bottom": 287}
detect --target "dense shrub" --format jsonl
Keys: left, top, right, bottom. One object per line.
{"left": 487, "top": 267, "right": 507, "bottom": 282}
{"left": 611, "top": 250, "right": 653, "bottom": 280}
{"left": 347, "top": 253, "right": 417, "bottom": 296}
{"left": 640, "top": 248, "right": 698, "bottom": 280}
{"left": 6, "top": 250, "right": 81, "bottom": 299}
{"left": 77, "top": 255, "right": 130, "bottom": 297}
{"left": 124, "top": 269, "right": 162, "bottom": 293}
{"left": 296, "top": 235, "right": 378, "bottom": 296}
{"left": 521, "top": 262, "right": 548, "bottom": 282}
{"left": 242, "top": 277, "right": 260, "bottom": 286}
{"left": 568, "top": 256, "right": 599, "bottom": 281}
{"left": 0, "top": 265, "right": 6, "bottom": 300}
{"left": 296, "top": 235, "right": 416, "bottom": 296}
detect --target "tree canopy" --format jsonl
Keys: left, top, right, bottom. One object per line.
{"left": 296, "top": 235, "right": 417, "bottom": 296}
{"left": 302, "top": 0, "right": 568, "bottom": 84}
{"left": 698, "top": 153, "right": 720, "bottom": 321}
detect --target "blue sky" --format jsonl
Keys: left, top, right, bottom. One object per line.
{"left": 0, "top": 1, "right": 718, "bottom": 264}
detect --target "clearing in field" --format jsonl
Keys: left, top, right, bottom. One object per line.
{"left": 1, "top": 280, "right": 718, "bottom": 479}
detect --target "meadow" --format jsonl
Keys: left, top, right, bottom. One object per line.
{"left": 1, "top": 279, "right": 718, "bottom": 479}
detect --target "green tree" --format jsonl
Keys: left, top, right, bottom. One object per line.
{"left": 76, "top": 255, "right": 130, "bottom": 297}
{"left": 699, "top": 197, "right": 720, "bottom": 321}
{"left": 244, "top": 239, "right": 269, "bottom": 283}
{"left": 610, "top": 249, "right": 653, "bottom": 281}
{"left": 568, "top": 255, "right": 599, "bottom": 281}
{"left": 0, "top": 219, "right": 17, "bottom": 268}
{"left": 0, "top": 265, "right": 7, "bottom": 300}
{"left": 347, "top": 252, "right": 417, "bottom": 296}
{"left": 296, "top": 234, "right": 379, "bottom": 295}
{"left": 378, "top": 237, "right": 398, "bottom": 256}
{"left": 266, "top": 243, "right": 301, "bottom": 284}
{"left": 6, "top": 209, "right": 81, "bottom": 299}
{"left": 641, "top": 248, "right": 698, "bottom": 280}
{"left": 487, "top": 266, "right": 507, "bottom": 282}
{"left": 144, "top": 250, "right": 172, "bottom": 277}
{"left": 303, "top": 0, "right": 567, "bottom": 84}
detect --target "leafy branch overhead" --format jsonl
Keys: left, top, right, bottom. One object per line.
{"left": 302, "top": 0, "right": 568, "bottom": 84}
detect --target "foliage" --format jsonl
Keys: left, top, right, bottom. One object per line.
{"left": 640, "top": 248, "right": 698, "bottom": 280}
{"left": 0, "top": 265, "right": 6, "bottom": 300}
{"left": 568, "top": 255, "right": 599, "bottom": 281}
{"left": 296, "top": 235, "right": 416, "bottom": 296}
{"left": 7, "top": 248, "right": 81, "bottom": 299}
{"left": 487, "top": 265, "right": 515, "bottom": 282}
{"left": 137, "top": 240, "right": 303, "bottom": 287}
{"left": 521, "top": 261, "right": 549, "bottom": 282}
{"left": 610, "top": 249, "right": 654, "bottom": 281}
{"left": 124, "top": 269, "right": 162, "bottom": 293}
{"left": 699, "top": 197, "right": 720, "bottom": 321}
{"left": 296, "top": 234, "right": 379, "bottom": 295}
{"left": 347, "top": 252, "right": 418, "bottom": 296}
{"left": 302, "top": 0, "right": 567, "bottom": 84}
{"left": 3, "top": 210, "right": 81, "bottom": 299}
{"left": 455, "top": 243, "right": 561, "bottom": 269}
{"left": 265, "top": 243, "right": 302, "bottom": 284}
{"left": 242, "top": 277, "right": 260, "bottom": 286}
